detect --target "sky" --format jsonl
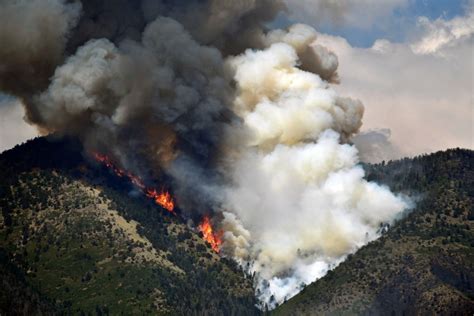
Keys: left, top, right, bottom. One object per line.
{"left": 1, "top": 0, "right": 473, "bottom": 160}
{"left": 280, "top": 0, "right": 468, "bottom": 47}
{"left": 0, "top": 94, "right": 38, "bottom": 151}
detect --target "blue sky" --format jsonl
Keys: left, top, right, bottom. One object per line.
{"left": 348, "top": 0, "right": 466, "bottom": 46}
{"left": 279, "top": 0, "right": 469, "bottom": 47}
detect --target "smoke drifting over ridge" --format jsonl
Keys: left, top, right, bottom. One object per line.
{"left": 0, "top": 0, "right": 409, "bottom": 308}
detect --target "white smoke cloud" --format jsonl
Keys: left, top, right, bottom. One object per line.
{"left": 223, "top": 35, "right": 409, "bottom": 306}
{"left": 262, "top": 24, "right": 340, "bottom": 81}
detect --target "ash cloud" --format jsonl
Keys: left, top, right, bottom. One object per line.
{"left": 0, "top": 0, "right": 409, "bottom": 309}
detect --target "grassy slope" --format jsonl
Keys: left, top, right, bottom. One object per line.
{"left": 274, "top": 149, "right": 474, "bottom": 315}
{"left": 0, "top": 137, "right": 257, "bottom": 315}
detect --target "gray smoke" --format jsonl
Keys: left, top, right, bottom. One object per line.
{"left": 0, "top": 0, "right": 81, "bottom": 96}
{"left": 352, "top": 129, "right": 403, "bottom": 163}
{"left": 0, "top": 0, "right": 409, "bottom": 309}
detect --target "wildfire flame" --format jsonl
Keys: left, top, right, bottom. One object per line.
{"left": 92, "top": 153, "right": 175, "bottom": 214}
{"left": 146, "top": 189, "right": 174, "bottom": 212}
{"left": 93, "top": 152, "right": 223, "bottom": 253}
{"left": 198, "top": 216, "right": 223, "bottom": 253}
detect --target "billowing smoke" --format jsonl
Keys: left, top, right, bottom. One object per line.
{"left": 0, "top": 0, "right": 81, "bottom": 96}
{"left": 0, "top": 0, "right": 409, "bottom": 309}
{"left": 221, "top": 36, "right": 408, "bottom": 306}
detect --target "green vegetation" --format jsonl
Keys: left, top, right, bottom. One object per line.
{"left": 0, "top": 137, "right": 258, "bottom": 315}
{"left": 274, "top": 148, "right": 474, "bottom": 315}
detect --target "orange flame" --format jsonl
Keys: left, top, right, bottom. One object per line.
{"left": 93, "top": 152, "right": 175, "bottom": 214}
{"left": 146, "top": 189, "right": 175, "bottom": 212}
{"left": 198, "top": 216, "right": 222, "bottom": 253}
{"left": 93, "top": 153, "right": 127, "bottom": 178}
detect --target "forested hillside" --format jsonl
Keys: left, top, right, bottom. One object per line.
{"left": 275, "top": 149, "right": 474, "bottom": 315}
{"left": 0, "top": 136, "right": 258, "bottom": 315}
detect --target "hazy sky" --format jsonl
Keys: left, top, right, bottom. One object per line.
{"left": 1, "top": 0, "right": 472, "bottom": 158}
{"left": 0, "top": 95, "right": 38, "bottom": 151}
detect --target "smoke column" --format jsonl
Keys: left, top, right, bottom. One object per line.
{"left": 220, "top": 26, "right": 408, "bottom": 306}
{"left": 0, "top": 0, "right": 409, "bottom": 308}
